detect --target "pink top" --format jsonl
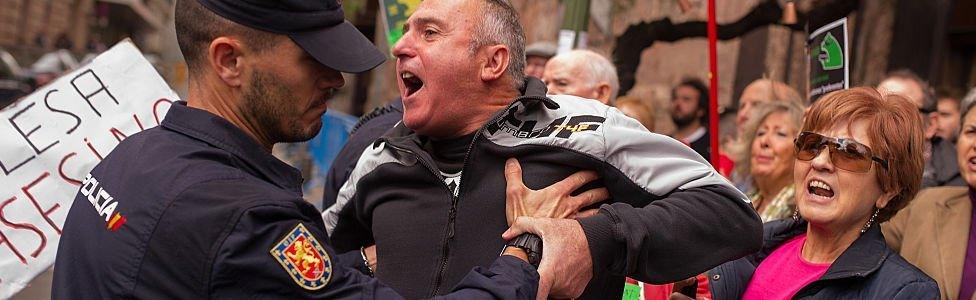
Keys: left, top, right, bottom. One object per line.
{"left": 742, "top": 234, "right": 830, "bottom": 300}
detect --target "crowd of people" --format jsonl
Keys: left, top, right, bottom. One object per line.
{"left": 45, "top": 0, "right": 976, "bottom": 299}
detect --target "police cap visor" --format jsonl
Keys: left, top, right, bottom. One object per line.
{"left": 197, "top": 0, "right": 385, "bottom": 73}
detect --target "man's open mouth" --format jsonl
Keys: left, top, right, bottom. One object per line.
{"left": 401, "top": 71, "right": 424, "bottom": 97}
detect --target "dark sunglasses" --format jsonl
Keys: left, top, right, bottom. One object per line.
{"left": 794, "top": 131, "right": 889, "bottom": 173}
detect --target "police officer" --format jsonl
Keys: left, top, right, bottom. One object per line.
{"left": 50, "top": 0, "right": 574, "bottom": 298}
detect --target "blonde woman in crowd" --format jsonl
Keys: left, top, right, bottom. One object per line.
{"left": 731, "top": 78, "right": 804, "bottom": 192}
{"left": 734, "top": 100, "right": 805, "bottom": 222}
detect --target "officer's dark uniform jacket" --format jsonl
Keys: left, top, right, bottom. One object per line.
{"left": 51, "top": 102, "right": 538, "bottom": 299}
{"left": 324, "top": 78, "right": 764, "bottom": 299}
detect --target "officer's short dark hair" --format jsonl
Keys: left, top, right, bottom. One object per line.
{"left": 673, "top": 77, "right": 710, "bottom": 124}
{"left": 174, "top": 0, "right": 279, "bottom": 76}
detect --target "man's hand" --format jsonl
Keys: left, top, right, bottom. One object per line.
{"left": 503, "top": 217, "right": 593, "bottom": 300}
{"left": 363, "top": 245, "right": 377, "bottom": 274}
{"left": 504, "top": 158, "right": 609, "bottom": 225}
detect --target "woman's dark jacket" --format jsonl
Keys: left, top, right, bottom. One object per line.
{"left": 707, "top": 218, "right": 939, "bottom": 299}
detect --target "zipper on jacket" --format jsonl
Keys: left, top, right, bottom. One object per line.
{"left": 429, "top": 125, "right": 486, "bottom": 296}
{"left": 384, "top": 140, "right": 472, "bottom": 298}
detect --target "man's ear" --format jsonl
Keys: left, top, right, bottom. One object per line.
{"left": 480, "top": 44, "right": 510, "bottom": 82}
{"left": 594, "top": 82, "right": 612, "bottom": 105}
{"left": 208, "top": 37, "right": 245, "bottom": 88}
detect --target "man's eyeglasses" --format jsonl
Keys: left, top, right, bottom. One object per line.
{"left": 794, "top": 131, "right": 889, "bottom": 173}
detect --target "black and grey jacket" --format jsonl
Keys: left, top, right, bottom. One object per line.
{"left": 323, "top": 79, "right": 763, "bottom": 299}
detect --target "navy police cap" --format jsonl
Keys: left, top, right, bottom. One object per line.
{"left": 197, "top": 0, "right": 386, "bottom": 73}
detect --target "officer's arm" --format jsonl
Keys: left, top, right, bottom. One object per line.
{"left": 578, "top": 108, "right": 762, "bottom": 283}
{"left": 210, "top": 202, "right": 538, "bottom": 299}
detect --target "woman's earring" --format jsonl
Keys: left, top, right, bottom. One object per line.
{"left": 861, "top": 208, "right": 880, "bottom": 234}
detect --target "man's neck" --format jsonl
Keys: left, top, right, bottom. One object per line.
{"left": 186, "top": 80, "right": 275, "bottom": 152}
{"left": 428, "top": 86, "right": 518, "bottom": 140}
{"left": 673, "top": 122, "right": 703, "bottom": 141}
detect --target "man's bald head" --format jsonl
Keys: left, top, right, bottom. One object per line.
{"left": 877, "top": 70, "right": 936, "bottom": 113}
{"left": 542, "top": 49, "right": 619, "bottom": 105}
{"left": 736, "top": 79, "right": 802, "bottom": 127}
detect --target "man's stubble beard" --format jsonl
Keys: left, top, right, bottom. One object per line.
{"left": 671, "top": 111, "right": 698, "bottom": 129}
{"left": 242, "top": 71, "right": 321, "bottom": 145}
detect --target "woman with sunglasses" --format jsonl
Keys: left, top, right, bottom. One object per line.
{"left": 884, "top": 87, "right": 976, "bottom": 300}
{"left": 705, "top": 88, "right": 938, "bottom": 299}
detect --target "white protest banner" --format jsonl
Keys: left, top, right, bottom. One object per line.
{"left": 0, "top": 39, "right": 179, "bottom": 298}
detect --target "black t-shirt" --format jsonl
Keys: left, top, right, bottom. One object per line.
{"left": 422, "top": 133, "right": 475, "bottom": 196}
{"left": 422, "top": 133, "right": 475, "bottom": 174}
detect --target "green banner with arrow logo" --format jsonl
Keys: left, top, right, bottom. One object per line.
{"left": 808, "top": 18, "right": 849, "bottom": 103}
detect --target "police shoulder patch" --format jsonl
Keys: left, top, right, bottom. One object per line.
{"left": 270, "top": 223, "right": 332, "bottom": 290}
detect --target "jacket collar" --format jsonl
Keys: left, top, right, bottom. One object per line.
{"left": 379, "top": 77, "right": 558, "bottom": 148}
{"left": 935, "top": 186, "right": 971, "bottom": 208}
{"left": 161, "top": 101, "right": 303, "bottom": 194}
{"left": 519, "top": 77, "right": 559, "bottom": 110}
{"left": 760, "top": 218, "right": 891, "bottom": 281}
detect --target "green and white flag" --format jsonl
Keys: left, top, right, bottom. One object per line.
{"left": 379, "top": 0, "right": 422, "bottom": 51}
{"left": 808, "top": 17, "right": 849, "bottom": 103}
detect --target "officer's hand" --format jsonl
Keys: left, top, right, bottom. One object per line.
{"left": 503, "top": 217, "right": 592, "bottom": 300}
{"left": 504, "top": 158, "right": 608, "bottom": 226}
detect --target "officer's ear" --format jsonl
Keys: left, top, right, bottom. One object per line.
{"left": 480, "top": 44, "right": 510, "bottom": 83}
{"left": 208, "top": 37, "right": 245, "bottom": 88}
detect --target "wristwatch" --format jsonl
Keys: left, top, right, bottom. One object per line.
{"left": 504, "top": 233, "right": 543, "bottom": 267}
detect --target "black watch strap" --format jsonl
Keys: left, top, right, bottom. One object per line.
{"left": 505, "top": 233, "right": 543, "bottom": 267}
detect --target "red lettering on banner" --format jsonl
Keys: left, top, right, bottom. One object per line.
{"left": 109, "top": 128, "right": 127, "bottom": 143}
{"left": 0, "top": 213, "right": 27, "bottom": 264}
{"left": 84, "top": 137, "right": 104, "bottom": 160}
{"left": 23, "top": 172, "right": 62, "bottom": 235}
{"left": 0, "top": 196, "right": 47, "bottom": 264}
{"left": 109, "top": 114, "right": 148, "bottom": 142}
{"left": 133, "top": 114, "right": 145, "bottom": 131}
{"left": 153, "top": 98, "right": 174, "bottom": 125}
{"left": 58, "top": 152, "right": 82, "bottom": 186}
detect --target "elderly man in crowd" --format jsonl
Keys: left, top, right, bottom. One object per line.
{"left": 541, "top": 49, "right": 619, "bottom": 105}
{"left": 323, "top": 0, "right": 762, "bottom": 299}
{"left": 735, "top": 78, "right": 803, "bottom": 133}
{"left": 877, "top": 69, "right": 963, "bottom": 187}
